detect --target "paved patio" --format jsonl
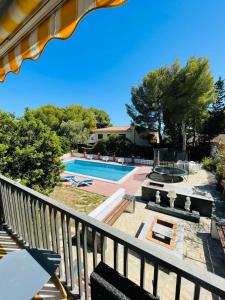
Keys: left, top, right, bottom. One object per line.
{"left": 61, "top": 156, "right": 225, "bottom": 299}
{"left": 62, "top": 157, "right": 150, "bottom": 196}
{"left": 107, "top": 194, "right": 225, "bottom": 300}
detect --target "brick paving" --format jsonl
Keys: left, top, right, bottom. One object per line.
{"left": 111, "top": 200, "right": 225, "bottom": 300}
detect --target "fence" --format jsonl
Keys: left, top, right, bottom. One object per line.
{"left": 64, "top": 152, "right": 153, "bottom": 166}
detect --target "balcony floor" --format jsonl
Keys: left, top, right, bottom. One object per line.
{"left": 0, "top": 230, "right": 66, "bottom": 300}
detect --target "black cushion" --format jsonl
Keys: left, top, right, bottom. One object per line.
{"left": 91, "top": 262, "right": 159, "bottom": 300}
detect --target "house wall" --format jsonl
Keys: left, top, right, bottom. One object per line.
{"left": 87, "top": 130, "right": 159, "bottom": 146}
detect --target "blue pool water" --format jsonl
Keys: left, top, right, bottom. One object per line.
{"left": 64, "top": 160, "right": 135, "bottom": 181}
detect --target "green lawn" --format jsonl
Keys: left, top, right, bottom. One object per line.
{"left": 50, "top": 185, "right": 106, "bottom": 214}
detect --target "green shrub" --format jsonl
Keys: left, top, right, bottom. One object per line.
{"left": 133, "top": 145, "right": 154, "bottom": 159}
{"left": 215, "top": 141, "right": 225, "bottom": 182}
{"left": 201, "top": 141, "right": 225, "bottom": 183}
{"left": 93, "top": 135, "right": 134, "bottom": 157}
{"left": 92, "top": 135, "right": 154, "bottom": 159}
{"left": 201, "top": 156, "right": 215, "bottom": 171}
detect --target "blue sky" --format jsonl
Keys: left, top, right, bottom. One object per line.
{"left": 0, "top": 0, "right": 225, "bottom": 125}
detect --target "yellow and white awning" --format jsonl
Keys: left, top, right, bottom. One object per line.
{"left": 0, "top": 0, "right": 127, "bottom": 82}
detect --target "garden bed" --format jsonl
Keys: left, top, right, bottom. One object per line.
{"left": 50, "top": 185, "right": 106, "bottom": 214}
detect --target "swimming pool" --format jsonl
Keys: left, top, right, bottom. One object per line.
{"left": 64, "top": 159, "right": 135, "bottom": 182}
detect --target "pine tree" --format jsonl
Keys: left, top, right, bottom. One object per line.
{"left": 212, "top": 77, "right": 225, "bottom": 112}
{"left": 203, "top": 77, "right": 225, "bottom": 137}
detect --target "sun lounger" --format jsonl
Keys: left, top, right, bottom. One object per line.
{"left": 87, "top": 154, "right": 93, "bottom": 160}
{"left": 0, "top": 248, "right": 67, "bottom": 300}
{"left": 102, "top": 156, "right": 109, "bottom": 162}
{"left": 64, "top": 175, "right": 93, "bottom": 187}
{"left": 118, "top": 157, "right": 125, "bottom": 164}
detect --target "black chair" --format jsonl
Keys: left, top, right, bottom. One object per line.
{"left": 91, "top": 262, "right": 160, "bottom": 300}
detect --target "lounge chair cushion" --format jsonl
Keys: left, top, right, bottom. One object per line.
{"left": 91, "top": 262, "right": 159, "bottom": 300}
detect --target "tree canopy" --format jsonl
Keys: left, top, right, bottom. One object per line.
{"left": 126, "top": 57, "right": 216, "bottom": 150}
{"left": 60, "top": 120, "right": 90, "bottom": 149}
{"left": 202, "top": 77, "right": 225, "bottom": 137}
{"left": 164, "top": 57, "right": 215, "bottom": 150}
{"left": 0, "top": 109, "right": 63, "bottom": 194}
{"left": 0, "top": 104, "right": 111, "bottom": 193}
{"left": 30, "top": 104, "right": 111, "bottom": 150}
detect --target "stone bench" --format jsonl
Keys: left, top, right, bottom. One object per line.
{"left": 89, "top": 189, "right": 135, "bottom": 224}
{"left": 72, "top": 189, "right": 135, "bottom": 251}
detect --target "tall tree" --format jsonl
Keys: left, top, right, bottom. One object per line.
{"left": 30, "top": 104, "right": 111, "bottom": 150}
{"left": 0, "top": 111, "right": 17, "bottom": 173}
{"left": 30, "top": 105, "right": 64, "bottom": 133}
{"left": 63, "top": 105, "right": 96, "bottom": 130}
{"left": 60, "top": 121, "right": 90, "bottom": 149}
{"left": 213, "top": 77, "right": 225, "bottom": 112}
{"left": 126, "top": 66, "right": 173, "bottom": 143}
{"left": 126, "top": 60, "right": 180, "bottom": 143}
{"left": 164, "top": 57, "right": 215, "bottom": 150}
{"left": 89, "top": 108, "right": 111, "bottom": 128}
{"left": 203, "top": 77, "right": 225, "bottom": 137}
{"left": 8, "top": 110, "right": 64, "bottom": 194}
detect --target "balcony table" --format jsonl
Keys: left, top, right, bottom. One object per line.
{"left": 0, "top": 248, "right": 61, "bottom": 300}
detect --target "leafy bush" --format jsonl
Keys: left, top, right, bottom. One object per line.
{"left": 201, "top": 156, "right": 215, "bottom": 172}
{"left": 133, "top": 145, "right": 154, "bottom": 159}
{"left": 0, "top": 110, "right": 64, "bottom": 195}
{"left": 59, "top": 136, "right": 70, "bottom": 153}
{"left": 201, "top": 141, "right": 225, "bottom": 183}
{"left": 92, "top": 135, "right": 154, "bottom": 159}
{"left": 93, "top": 135, "right": 135, "bottom": 157}
{"left": 215, "top": 141, "right": 225, "bottom": 182}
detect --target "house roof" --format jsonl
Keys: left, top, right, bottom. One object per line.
{"left": 211, "top": 134, "right": 225, "bottom": 144}
{"left": 94, "top": 126, "right": 131, "bottom": 132}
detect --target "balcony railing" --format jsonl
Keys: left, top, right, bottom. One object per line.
{"left": 0, "top": 174, "right": 225, "bottom": 300}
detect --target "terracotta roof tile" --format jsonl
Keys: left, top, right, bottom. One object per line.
{"left": 94, "top": 126, "right": 131, "bottom": 132}
{"left": 211, "top": 134, "right": 225, "bottom": 144}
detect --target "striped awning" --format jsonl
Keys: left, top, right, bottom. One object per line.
{"left": 0, "top": 0, "right": 127, "bottom": 82}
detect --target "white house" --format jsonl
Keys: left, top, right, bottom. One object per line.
{"left": 87, "top": 126, "right": 159, "bottom": 146}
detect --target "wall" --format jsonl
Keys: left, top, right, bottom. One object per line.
{"left": 88, "top": 129, "right": 159, "bottom": 147}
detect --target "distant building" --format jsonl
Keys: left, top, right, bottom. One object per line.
{"left": 210, "top": 134, "right": 225, "bottom": 156}
{"left": 87, "top": 126, "right": 159, "bottom": 146}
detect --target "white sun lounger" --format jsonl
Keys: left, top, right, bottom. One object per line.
{"left": 118, "top": 157, "right": 125, "bottom": 164}
{"left": 64, "top": 175, "right": 93, "bottom": 187}
{"left": 102, "top": 156, "right": 109, "bottom": 162}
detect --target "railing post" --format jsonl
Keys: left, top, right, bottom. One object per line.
{"left": 0, "top": 180, "right": 4, "bottom": 229}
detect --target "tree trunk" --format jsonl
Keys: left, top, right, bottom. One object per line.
{"left": 181, "top": 121, "right": 186, "bottom": 151}
{"left": 193, "top": 130, "right": 196, "bottom": 148}
{"left": 192, "top": 116, "right": 196, "bottom": 147}
{"left": 158, "top": 112, "right": 162, "bottom": 144}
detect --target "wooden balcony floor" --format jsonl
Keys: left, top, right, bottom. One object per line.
{"left": 0, "top": 230, "right": 66, "bottom": 300}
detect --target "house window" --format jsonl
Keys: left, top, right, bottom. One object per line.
{"left": 98, "top": 134, "right": 103, "bottom": 140}
{"left": 107, "top": 134, "right": 111, "bottom": 137}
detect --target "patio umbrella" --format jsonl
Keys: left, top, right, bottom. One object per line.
{"left": 0, "top": 0, "right": 127, "bottom": 82}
